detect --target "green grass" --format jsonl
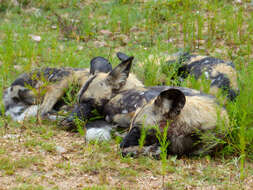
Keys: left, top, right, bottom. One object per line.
{"left": 0, "top": 0, "right": 253, "bottom": 189}
{"left": 0, "top": 156, "right": 41, "bottom": 175}
{"left": 12, "top": 184, "right": 45, "bottom": 190}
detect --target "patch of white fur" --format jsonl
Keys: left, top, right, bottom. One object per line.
{"left": 3, "top": 86, "right": 38, "bottom": 122}
{"left": 3, "top": 87, "right": 14, "bottom": 108}
{"left": 204, "top": 71, "right": 209, "bottom": 78}
{"left": 162, "top": 99, "right": 172, "bottom": 111}
{"left": 85, "top": 126, "right": 112, "bottom": 142}
{"left": 122, "top": 109, "right": 128, "bottom": 114}
{"left": 6, "top": 105, "right": 39, "bottom": 122}
{"left": 5, "top": 105, "right": 25, "bottom": 121}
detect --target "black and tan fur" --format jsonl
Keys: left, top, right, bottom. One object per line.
{"left": 78, "top": 56, "right": 144, "bottom": 112}
{"left": 59, "top": 54, "right": 143, "bottom": 128}
{"left": 120, "top": 86, "right": 229, "bottom": 156}
{"left": 3, "top": 56, "right": 112, "bottom": 121}
{"left": 166, "top": 52, "right": 238, "bottom": 100}
{"left": 61, "top": 55, "right": 145, "bottom": 134}
{"left": 76, "top": 55, "right": 229, "bottom": 156}
{"left": 103, "top": 86, "right": 203, "bottom": 128}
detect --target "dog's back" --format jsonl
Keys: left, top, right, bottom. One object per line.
{"left": 3, "top": 67, "right": 89, "bottom": 121}
{"left": 166, "top": 53, "right": 238, "bottom": 100}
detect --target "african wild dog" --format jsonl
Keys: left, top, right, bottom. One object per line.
{"left": 165, "top": 52, "right": 238, "bottom": 101}
{"left": 75, "top": 54, "right": 229, "bottom": 156}
{"left": 60, "top": 53, "right": 143, "bottom": 126}
{"left": 60, "top": 55, "right": 145, "bottom": 140}
{"left": 80, "top": 76, "right": 228, "bottom": 156}
{"left": 120, "top": 86, "right": 229, "bottom": 157}
{"left": 77, "top": 56, "right": 143, "bottom": 113}
{"left": 3, "top": 56, "right": 112, "bottom": 122}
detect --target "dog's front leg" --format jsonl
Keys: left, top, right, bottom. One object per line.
{"left": 40, "top": 79, "right": 69, "bottom": 116}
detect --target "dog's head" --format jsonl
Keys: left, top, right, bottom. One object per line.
{"left": 77, "top": 56, "right": 135, "bottom": 111}
{"left": 120, "top": 88, "right": 186, "bottom": 149}
{"left": 3, "top": 85, "right": 35, "bottom": 110}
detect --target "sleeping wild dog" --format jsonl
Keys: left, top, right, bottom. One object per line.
{"left": 3, "top": 56, "right": 112, "bottom": 122}
{"left": 76, "top": 54, "right": 229, "bottom": 156}
{"left": 77, "top": 55, "right": 143, "bottom": 115}
{"left": 60, "top": 52, "right": 143, "bottom": 125}
{"left": 61, "top": 55, "right": 144, "bottom": 140}
{"left": 120, "top": 86, "right": 229, "bottom": 157}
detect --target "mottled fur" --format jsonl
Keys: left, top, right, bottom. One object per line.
{"left": 166, "top": 53, "right": 238, "bottom": 100}
{"left": 3, "top": 67, "right": 90, "bottom": 121}
{"left": 59, "top": 54, "right": 143, "bottom": 129}
{"left": 78, "top": 56, "right": 144, "bottom": 112}
{"left": 120, "top": 86, "right": 229, "bottom": 156}
{"left": 3, "top": 56, "right": 113, "bottom": 121}
{"left": 60, "top": 56, "right": 145, "bottom": 137}
{"left": 75, "top": 55, "right": 228, "bottom": 156}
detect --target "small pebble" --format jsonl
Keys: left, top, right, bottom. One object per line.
{"left": 56, "top": 146, "right": 67, "bottom": 154}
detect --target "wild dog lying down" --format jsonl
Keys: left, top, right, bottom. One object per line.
{"left": 60, "top": 53, "right": 143, "bottom": 125}
{"left": 165, "top": 52, "right": 238, "bottom": 101}
{"left": 59, "top": 56, "right": 144, "bottom": 140}
{"left": 77, "top": 57, "right": 143, "bottom": 109}
{"left": 80, "top": 78, "right": 228, "bottom": 156}
{"left": 76, "top": 55, "right": 229, "bottom": 156}
{"left": 76, "top": 56, "right": 143, "bottom": 122}
{"left": 120, "top": 86, "right": 229, "bottom": 156}
{"left": 3, "top": 56, "right": 112, "bottom": 122}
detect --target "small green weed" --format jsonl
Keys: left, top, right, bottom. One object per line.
{"left": 0, "top": 156, "right": 40, "bottom": 175}
{"left": 12, "top": 184, "right": 45, "bottom": 190}
{"left": 155, "top": 123, "right": 170, "bottom": 189}
{"left": 74, "top": 116, "right": 86, "bottom": 137}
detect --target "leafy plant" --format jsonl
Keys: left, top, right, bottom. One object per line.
{"left": 73, "top": 116, "right": 86, "bottom": 137}
{"left": 155, "top": 123, "right": 170, "bottom": 189}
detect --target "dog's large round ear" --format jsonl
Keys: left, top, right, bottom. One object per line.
{"left": 116, "top": 52, "right": 130, "bottom": 61}
{"left": 106, "top": 56, "right": 134, "bottom": 91}
{"left": 89, "top": 56, "right": 112, "bottom": 75}
{"left": 155, "top": 88, "right": 186, "bottom": 117}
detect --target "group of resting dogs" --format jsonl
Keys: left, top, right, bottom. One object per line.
{"left": 2, "top": 52, "right": 238, "bottom": 158}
